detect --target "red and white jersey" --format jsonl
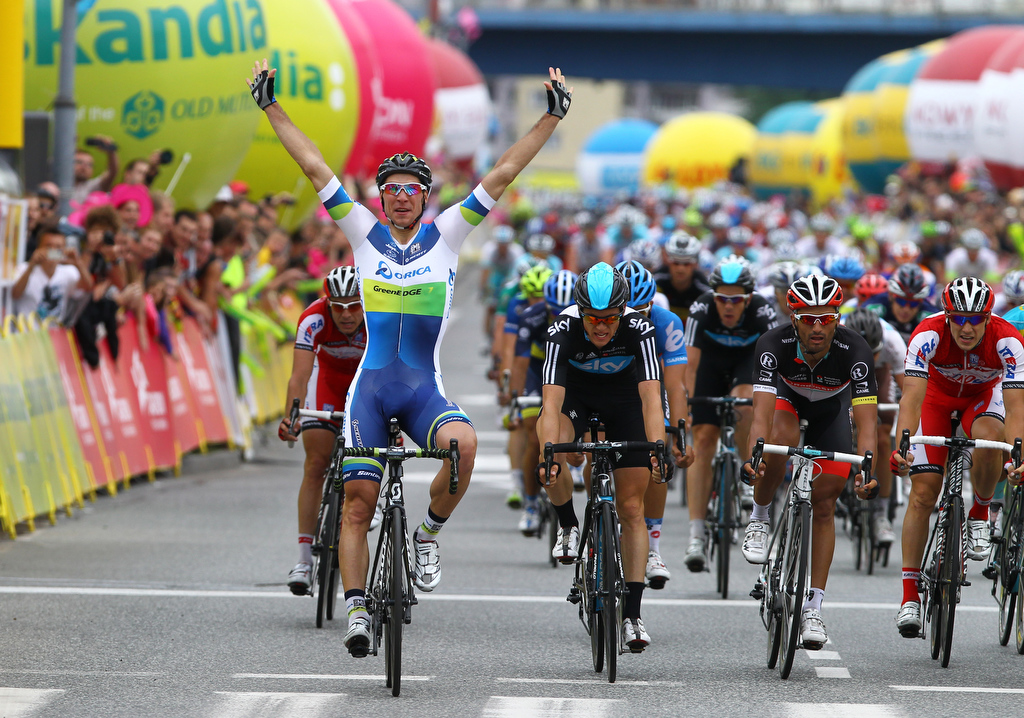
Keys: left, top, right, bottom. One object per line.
{"left": 905, "top": 313, "right": 1024, "bottom": 397}
{"left": 295, "top": 297, "right": 367, "bottom": 381}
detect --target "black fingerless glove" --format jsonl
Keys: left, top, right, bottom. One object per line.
{"left": 546, "top": 80, "right": 571, "bottom": 119}
{"left": 250, "top": 70, "right": 276, "bottom": 110}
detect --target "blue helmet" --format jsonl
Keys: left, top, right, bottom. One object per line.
{"left": 574, "top": 262, "right": 629, "bottom": 311}
{"left": 544, "top": 270, "right": 578, "bottom": 314}
{"left": 821, "top": 254, "right": 865, "bottom": 282}
{"left": 615, "top": 260, "right": 657, "bottom": 308}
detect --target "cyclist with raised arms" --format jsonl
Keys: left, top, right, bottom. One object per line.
{"left": 279, "top": 267, "right": 366, "bottom": 595}
{"left": 248, "top": 58, "right": 573, "bottom": 657}
{"left": 890, "top": 277, "right": 1024, "bottom": 638}
{"left": 617, "top": 260, "right": 693, "bottom": 588}
{"left": 538, "top": 263, "right": 668, "bottom": 651}
{"left": 742, "top": 275, "right": 879, "bottom": 649}
{"left": 682, "top": 256, "right": 778, "bottom": 571}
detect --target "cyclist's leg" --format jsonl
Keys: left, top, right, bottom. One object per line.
{"left": 297, "top": 427, "right": 335, "bottom": 536}
{"left": 963, "top": 388, "right": 1005, "bottom": 557}
{"left": 728, "top": 350, "right": 756, "bottom": 462}
{"left": 752, "top": 399, "right": 801, "bottom": 509}
{"left": 688, "top": 358, "right": 731, "bottom": 537}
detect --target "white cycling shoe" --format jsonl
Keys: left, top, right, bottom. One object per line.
{"left": 622, "top": 618, "right": 650, "bottom": 653}
{"left": 413, "top": 537, "right": 441, "bottom": 592}
{"left": 967, "top": 518, "right": 991, "bottom": 560}
{"left": 344, "top": 616, "right": 371, "bottom": 658}
{"left": 800, "top": 608, "right": 827, "bottom": 650}
{"left": 287, "top": 562, "right": 312, "bottom": 596}
{"left": 645, "top": 551, "right": 671, "bottom": 589}
{"left": 552, "top": 525, "right": 580, "bottom": 564}
{"left": 896, "top": 600, "right": 922, "bottom": 638}
{"left": 683, "top": 537, "right": 706, "bottom": 573}
{"left": 742, "top": 520, "right": 770, "bottom": 564}
{"left": 873, "top": 515, "right": 896, "bottom": 546}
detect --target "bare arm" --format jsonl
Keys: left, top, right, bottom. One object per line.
{"left": 248, "top": 59, "right": 333, "bottom": 192}
{"left": 97, "top": 136, "right": 119, "bottom": 192}
{"left": 480, "top": 68, "right": 571, "bottom": 201}
{"left": 744, "top": 390, "right": 777, "bottom": 478}
{"left": 683, "top": 345, "right": 701, "bottom": 398}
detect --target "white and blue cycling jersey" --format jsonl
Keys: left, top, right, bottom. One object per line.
{"left": 317, "top": 175, "right": 496, "bottom": 481}
{"left": 650, "top": 304, "right": 687, "bottom": 367}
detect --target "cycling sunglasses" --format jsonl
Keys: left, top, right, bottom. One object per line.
{"left": 892, "top": 296, "right": 921, "bottom": 308}
{"left": 947, "top": 313, "right": 987, "bottom": 327}
{"left": 329, "top": 299, "right": 362, "bottom": 310}
{"left": 792, "top": 312, "right": 841, "bottom": 326}
{"left": 380, "top": 182, "right": 428, "bottom": 197}
{"left": 582, "top": 312, "right": 622, "bottom": 326}
{"left": 713, "top": 292, "right": 750, "bottom": 305}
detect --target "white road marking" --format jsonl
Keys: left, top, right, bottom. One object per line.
{"left": 803, "top": 650, "right": 841, "bottom": 660}
{"left": 783, "top": 703, "right": 902, "bottom": 718}
{"left": 890, "top": 685, "right": 1024, "bottom": 694}
{"left": 0, "top": 688, "right": 65, "bottom": 718}
{"left": 483, "top": 696, "right": 623, "bottom": 717}
{"left": 211, "top": 692, "right": 344, "bottom": 718}
{"left": 475, "top": 431, "right": 509, "bottom": 443}
{"left": 0, "top": 670, "right": 162, "bottom": 677}
{"left": 814, "top": 667, "right": 852, "bottom": 678}
{"left": 453, "top": 394, "right": 501, "bottom": 406}
{"left": 232, "top": 673, "right": 431, "bottom": 681}
{"left": 496, "top": 677, "right": 687, "bottom": 687}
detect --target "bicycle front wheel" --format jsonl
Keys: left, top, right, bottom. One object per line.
{"left": 585, "top": 529, "right": 604, "bottom": 674}
{"left": 779, "top": 503, "right": 809, "bottom": 680}
{"left": 997, "top": 493, "right": 1020, "bottom": 646}
{"left": 935, "top": 499, "right": 962, "bottom": 668}
{"left": 716, "top": 457, "right": 734, "bottom": 599}
{"left": 316, "top": 490, "right": 340, "bottom": 629}
{"left": 600, "top": 502, "right": 620, "bottom": 683}
{"left": 384, "top": 506, "right": 405, "bottom": 696}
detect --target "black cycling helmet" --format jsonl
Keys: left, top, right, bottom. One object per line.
{"left": 709, "top": 255, "right": 755, "bottom": 292}
{"left": 574, "top": 262, "right": 630, "bottom": 312}
{"left": 376, "top": 152, "right": 432, "bottom": 190}
{"left": 887, "top": 263, "right": 930, "bottom": 301}
{"left": 845, "top": 308, "right": 884, "bottom": 353}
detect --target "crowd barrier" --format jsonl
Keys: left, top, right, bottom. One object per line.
{"left": 0, "top": 307, "right": 293, "bottom": 539}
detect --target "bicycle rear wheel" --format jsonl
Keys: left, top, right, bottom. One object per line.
{"left": 316, "top": 491, "right": 340, "bottom": 629}
{"left": 716, "top": 457, "right": 734, "bottom": 600}
{"left": 384, "top": 506, "right": 405, "bottom": 696}
{"left": 779, "top": 503, "right": 809, "bottom": 680}
{"left": 600, "top": 502, "right": 620, "bottom": 683}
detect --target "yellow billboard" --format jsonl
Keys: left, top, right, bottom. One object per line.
{"left": 1, "top": 2, "right": 25, "bottom": 148}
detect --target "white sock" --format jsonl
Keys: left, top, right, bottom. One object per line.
{"left": 510, "top": 469, "right": 523, "bottom": 492}
{"left": 646, "top": 518, "right": 663, "bottom": 554}
{"left": 804, "top": 587, "right": 825, "bottom": 612}
{"left": 298, "top": 534, "right": 314, "bottom": 565}
{"left": 876, "top": 496, "right": 890, "bottom": 516}
{"left": 689, "top": 519, "right": 705, "bottom": 541}
{"left": 751, "top": 501, "right": 771, "bottom": 523}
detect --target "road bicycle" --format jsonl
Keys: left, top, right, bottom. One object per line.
{"left": 749, "top": 432, "right": 872, "bottom": 680}
{"left": 286, "top": 400, "right": 346, "bottom": 629}
{"left": 508, "top": 394, "right": 558, "bottom": 566}
{"left": 343, "top": 418, "right": 459, "bottom": 696}
{"left": 900, "top": 423, "right": 1020, "bottom": 667}
{"left": 984, "top": 473, "right": 1024, "bottom": 651}
{"left": 689, "top": 396, "right": 752, "bottom": 599}
{"left": 545, "top": 414, "right": 671, "bottom": 683}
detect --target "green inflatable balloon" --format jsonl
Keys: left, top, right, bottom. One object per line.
{"left": 24, "top": 0, "right": 266, "bottom": 210}
{"left": 233, "top": 0, "right": 359, "bottom": 229}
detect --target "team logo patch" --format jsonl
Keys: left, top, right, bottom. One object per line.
{"left": 850, "top": 362, "right": 869, "bottom": 381}
{"left": 760, "top": 352, "right": 778, "bottom": 370}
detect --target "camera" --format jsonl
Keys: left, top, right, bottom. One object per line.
{"left": 85, "top": 137, "right": 117, "bottom": 151}
{"left": 158, "top": 149, "right": 174, "bottom": 165}
{"left": 102, "top": 230, "right": 116, "bottom": 246}
{"left": 46, "top": 248, "right": 65, "bottom": 262}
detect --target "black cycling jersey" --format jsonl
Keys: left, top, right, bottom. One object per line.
{"left": 514, "top": 301, "right": 551, "bottom": 394}
{"left": 655, "top": 270, "right": 710, "bottom": 323}
{"left": 543, "top": 305, "right": 661, "bottom": 469}
{"left": 862, "top": 293, "right": 939, "bottom": 345}
{"left": 683, "top": 290, "right": 778, "bottom": 353}
{"left": 752, "top": 324, "right": 878, "bottom": 406}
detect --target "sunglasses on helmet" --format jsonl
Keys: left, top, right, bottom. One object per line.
{"left": 381, "top": 182, "right": 428, "bottom": 197}
{"left": 947, "top": 313, "right": 987, "bottom": 327}
{"left": 792, "top": 312, "right": 840, "bottom": 326}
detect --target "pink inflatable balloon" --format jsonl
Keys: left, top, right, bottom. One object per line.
{"left": 976, "top": 31, "right": 1024, "bottom": 191}
{"left": 347, "top": 0, "right": 436, "bottom": 178}
{"left": 325, "top": 0, "right": 382, "bottom": 178}
{"left": 427, "top": 39, "right": 491, "bottom": 161}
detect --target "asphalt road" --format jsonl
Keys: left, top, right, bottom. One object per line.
{"left": 2, "top": 262, "right": 1023, "bottom": 718}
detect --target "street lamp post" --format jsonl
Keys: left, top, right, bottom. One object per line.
{"left": 53, "top": 0, "right": 77, "bottom": 218}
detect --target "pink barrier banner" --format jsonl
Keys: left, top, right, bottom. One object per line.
{"left": 178, "top": 317, "right": 229, "bottom": 445}
{"left": 165, "top": 323, "right": 202, "bottom": 455}
{"left": 118, "top": 315, "right": 177, "bottom": 471}
{"left": 86, "top": 339, "right": 153, "bottom": 480}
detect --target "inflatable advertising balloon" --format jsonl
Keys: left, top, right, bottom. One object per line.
{"left": 905, "top": 25, "right": 1024, "bottom": 165}
{"left": 326, "top": 0, "right": 382, "bottom": 178}
{"left": 24, "top": 0, "right": 266, "bottom": 210}
{"left": 427, "top": 39, "right": 491, "bottom": 162}
{"left": 842, "top": 55, "right": 890, "bottom": 194}
{"left": 975, "top": 31, "right": 1024, "bottom": 190}
{"left": 347, "top": 0, "right": 435, "bottom": 178}
{"left": 233, "top": 0, "right": 360, "bottom": 227}
{"left": 807, "top": 99, "right": 849, "bottom": 206}
{"left": 576, "top": 119, "right": 658, "bottom": 196}
{"left": 872, "top": 40, "right": 945, "bottom": 184}
{"left": 642, "top": 112, "right": 755, "bottom": 189}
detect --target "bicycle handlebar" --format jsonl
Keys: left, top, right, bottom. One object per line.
{"left": 298, "top": 409, "right": 346, "bottom": 421}
{"left": 909, "top": 434, "right": 1016, "bottom": 453}
{"left": 341, "top": 441, "right": 461, "bottom": 495}
{"left": 688, "top": 396, "right": 753, "bottom": 407}
{"left": 543, "top": 437, "right": 669, "bottom": 484}
{"left": 877, "top": 403, "right": 900, "bottom": 412}
{"left": 510, "top": 395, "right": 542, "bottom": 409}
{"left": 747, "top": 437, "right": 873, "bottom": 485}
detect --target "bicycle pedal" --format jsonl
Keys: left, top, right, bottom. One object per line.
{"left": 567, "top": 589, "right": 581, "bottom": 605}
{"left": 961, "top": 579, "right": 971, "bottom": 587}
{"left": 749, "top": 583, "right": 764, "bottom": 601}
{"left": 982, "top": 565, "right": 999, "bottom": 580}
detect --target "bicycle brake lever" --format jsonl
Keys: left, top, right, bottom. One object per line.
{"left": 743, "top": 438, "right": 765, "bottom": 486}
{"left": 899, "top": 429, "right": 910, "bottom": 459}
{"left": 1013, "top": 438, "right": 1022, "bottom": 469}
{"left": 543, "top": 442, "right": 556, "bottom": 486}
{"left": 448, "top": 438, "right": 460, "bottom": 495}
{"left": 287, "top": 397, "right": 300, "bottom": 448}
{"left": 676, "top": 419, "right": 686, "bottom": 458}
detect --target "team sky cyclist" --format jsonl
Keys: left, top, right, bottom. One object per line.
{"left": 248, "top": 58, "right": 574, "bottom": 656}
{"left": 278, "top": 267, "right": 367, "bottom": 595}
{"left": 890, "top": 277, "right": 1024, "bottom": 638}
{"left": 655, "top": 231, "right": 710, "bottom": 324}
{"left": 616, "top": 260, "right": 692, "bottom": 588}
{"left": 683, "top": 256, "right": 779, "bottom": 572}
{"left": 842, "top": 308, "right": 907, "bottom": 547}
{"left": 510, "top": 269, "right": 578, "bottom": 534}
{"left": 538, "top": 263, "right": 670, "bottom": 651}
{"left": 742, "top": 274, "right": 879, "bottom": 650}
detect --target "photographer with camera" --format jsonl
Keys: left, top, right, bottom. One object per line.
{"left": 70, "top": 206, "right": 128, "bottom": 368}
{"left": 71, "top": 136, "right": 120, "bottom": 207}
{"left": 11, "top": 222, "right": 93, "bottom": 320}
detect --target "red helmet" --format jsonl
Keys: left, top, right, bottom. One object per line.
{"left": 854, "top": 273, "right": 888, "bottom": 303}
{"left": 787, "top": 275, "right": 844, "bottom": 312}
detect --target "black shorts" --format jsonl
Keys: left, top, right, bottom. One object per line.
{"left": 691, "top": 349, "right": 757, "bottom": 426}
{"left": 775, "top": 383, "right": 853, "bottom": 473}
{"left": 554, "top": 380, "right": 650, "bottom": 470}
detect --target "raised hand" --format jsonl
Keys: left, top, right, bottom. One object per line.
{"left": 246, "top": 58, "right": 277, "bottom": 110}
{"left": 544, "top": 67, "right": 572, "bottom": 119}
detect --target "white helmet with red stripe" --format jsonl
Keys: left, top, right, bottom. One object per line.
{"left": 786, "top": 274, "right": 843, "bottom": 312}
{"left": 941, "top": 276, "right": 993, "bottom": 314}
